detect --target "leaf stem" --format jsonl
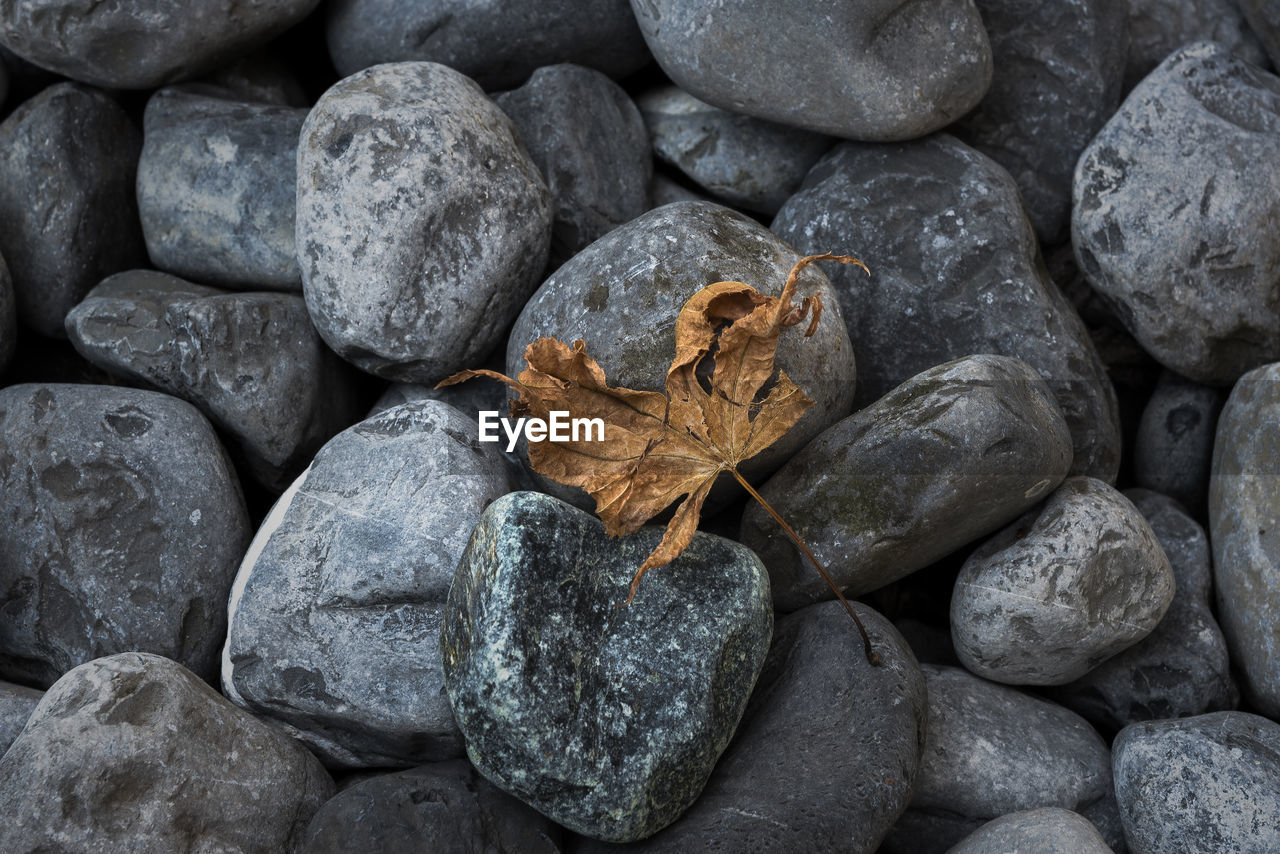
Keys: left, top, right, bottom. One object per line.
{"left": 730, "top": 469, "right": 880, "bottom": 666}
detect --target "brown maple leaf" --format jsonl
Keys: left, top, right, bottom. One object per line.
{"left": 439, "top": 253, "right": 878, "bottom": 663}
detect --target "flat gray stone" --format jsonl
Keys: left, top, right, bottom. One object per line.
{"left": 0, "top": 680, "right": 41, "bottom": 756}
{"left": 629, "top": 0, "right": 992, "bottom": 141}
{"left": 442, "top": 491, "right": 773, "bottom": 843}
{"left": 1210, "top": 361, "right": 1280, "bottom": 718}
{"left": 325, "top": 0, "right": 650, "bottom": 91}
{"left": 1113, "top": 712, "right": 1280, "bottom": 854}
{"left": 0, "top": 384, "right": 249, "bottom": 688}
{"left": 947, "top": 808, "right": 1114, "bottom": 854}
{"left": 1241, "top": 0, "right": 1280, "bottom": 68}
{"left": 138, "top": 88, "right": 306, "bottom": 290}
{"left": 223, "top": 400, "right": 514, "bottom": 768}
{"left": 1133, "top": 371, "right": 1225, "bottom": 517}
{"left": 297, "top": 62, "right": 552, "bottom": 384}
{"left": 774, "top": 135, "right": 1120, "bottom": 480}
{"left": 1124, "top": 0, "right": 1268, "bottom": 91}
{"left": 64, "top": 270, "right": 365, "bottom": 491}
{"left": 0, "top": 83, "right": 145, "bottom": 337}
{"left": 1073, "top": 42, "right": 1280, "bottom": 385}
{"left": 0, "top": 0, "right": 320, "bottom": 89}
{"left": 951, "top": 477, "right": 1175, "bottom": 686}
{"left": 0, "top": 653, "right": 334, "bottom": 853}
{"left": 741, "top": 355, "right": 1073, "bottom": 610}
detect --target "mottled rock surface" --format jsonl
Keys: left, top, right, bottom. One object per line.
{"left": 0, "top": 384, "right": 249, "bottom": 687}
{"left": 0, "top": 680, "right": 41, "bottom": 755}
{"left": 775, "top": 135, "right": 1120, "bottom": 480}
{"left": 741, "top": 355, "right": 1073, "bottom": 610}
{"left": 442, "top": 491, "right": 772, "bottom": 843}
{"left": 630, "top": 0, "right": 992, "bottom": 140}
{"left": 0, "top": 83, "right": 145, "bottom": 337}
{"left": 1210, "top": 361, "right": 1280, "bottom": 718}
{"left": 948, "top": 808, "right": 1114, "bottom": 854}
{"left": 1133, "top": 372, "right": 1225, "bottom": 517}
{"left": 297, "top": 62, "right": 552, "bottom": 383}
{"left": 1124, "top": 0, "right": 1268, "bottom": 91}
{"left": 138, "top": 88, "right": 307, "bottom": 290}
{"left": 1113, "top": 712, "right": 1280, "bottom": 854}
{"left": 0, "top": 653, "right": 333, "bottom": 853}
{"left": 223, "top": 401, "right": 514, "bottom": 767}
{"left": 1074, "top": 42, "right": 1280, "bottom": 385}
{"left": 951, "top": 477, "right": 1175, "bottom": 685}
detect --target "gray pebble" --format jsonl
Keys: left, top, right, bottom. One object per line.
{"left": 1210, "top": 361, "right": 1280, "bottom": 718}
{"left": 951, "top": 477, "right": 1175, "bottom": 685}
{"left": 325, "top": 0, "right": 650, "bottom": 91}
{"left": 138, "top": 88, "right": 307, "bottom": 290}
{"left": 0, "top": 680, "right": 41, "bottom": 756}
{"left": 496, "top": 64, "right": 651, "bottom": 265}
{"left": 0, "top": 384, "right": 249, "bottom": 687}
{"left": 223, "top": 401, "right": 515, "bottom": 768}
{"left": 297, "top": 62, "right": 552, "bottom": 384}
{"left": 1241, "top": 0, "right": 1280, "bottom": 68}
{"left": 0, "top": 83, "right": 145, "bottom": 337}
{"left": 441, "top": 491, "right": 772, "bottom": 843}
{"left": 1113, "top": 712, "right": 1280, "bottom": 854}
{"left": 947, "top": 808, "right": 1114, "bottom": 854}
{"left": 1133, "top": 371, "right": 1225, "bottom": 517}
{"left": 1124, "top": 0, "right": 1268, "bottom": 91}
{"left": 741, "top": 354, "right": 1073, "bottom": 610}
{"left": 1073, "top": 42, "right": 1280, "bottom": 385}
{"left": 774, "top": 135, "right": 1121, "bottom": 480}
{"left": 629, "top": 0, "right": 992, "bottom": 141}
{"left": 0, "top": 653, "right": 334, "bottom": 853}
{"left": 637, "top": 85, "right": 832, "bottom": 216}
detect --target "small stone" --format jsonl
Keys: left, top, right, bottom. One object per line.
{"left": 629, "top": 0, "right": 992, "bottom": 140}
{"left": 951, "top": 477, "right": 1175, "bottom": 685}
{"left": 64, "top": 270, "right": 365, "bottom": 490}
{"left": 297, "top": 62, "right": 552, "bottom": 383}
{"left": 0, "top": 653, "right": 334, "bottom": 853}
{"left": 301, "top": 760, "right": 562, "bottom": 853}
{"left": 1073, "top": 42, "right": 1280, "bottom": 385}
{"left": 0, "top": 251, "right": 13, "bottom": 372}
{"left": 0, "top": 0, "right": 321, "bottom": 89}
{"left": 223, "top": 401, "right": 514, "bottom": 768}
{"left": 0, "top": 83, "right": 145, "bottom": 337}
{"left": 441, "top": 491, "right": 773, "bottom": 843}
{"left": 325, "top": 0, "right": 650, "bottom": 91}
{"left": 637, "top": 85, "right": 832, "bottom": 216}
{"left": 0, "top": 680, "right": 42, "bottom": 756}
{"left": 495, "top": 64, "right": 651, "bottom": 265}
{"left": 741, "top": 355, "right": 1073, "bottom": 610}
{"left": 774, "top": 135, "right": 1120, "bottom": 480}
{"left": 1113, "top": 712, "right": 1280, "bottom": 853}
{"left": 1133, "top": 371, "right": 1225, "bottom": 517}
{"left": 947, "top": 808, "right": 1115, "bottom": 854}
{"left": 0, "top": 384, "right": 249, "bottom": 687}
{"left": 138, "top": 88, "right": 307, "bottom": 290}
{"left": 1210, "top": 361, "right": 1280, "bottom": 718}
{"left": 1241, "top": 0, "right": 1280, "bottom": 68}
{"left": 1052, "top": 489, "right": 1237, "bottom": 732}
{"left": 1124, "top": 0, "right": 1268, "bottom": 91}
{"left": 882, "top": 665, "right": 1121, "bottom": 853}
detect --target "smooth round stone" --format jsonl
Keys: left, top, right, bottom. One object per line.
{"left": 0, "top": 384, "right": 249, "bottom": 688}
{"left": 0, "top": 251, "right": 13, "bottom": 372}
{"left": 300, "top": 760, "right": 562, "bottom": 853}
{"left": 1124, "top": 0, "right": 1267, "bottom": 91}
{"left": 138, "top": 88, "right": 306, "bottom": 290}
{"left": 297, "top": 62, "right": 552, "bottom": 384}
{"left": 774, "top": 135, "right": 1121, "bottom": 481}
{"left": 955, "top": 0, "right": 1127, "bottom": 246}
{"left": 0, "top": 680, "right": 41, "bottom": 756}
{"left": 951, "top": 476, "right": 1175, "bottom": 686}
{"left": 1210, "top": 361, "right": 1280, "bottom": 718}
{"left": 947, "top": 808, "right": 1114, "bottom": 854}
{"left": 1114, "top": 712, "right": 1280, "bottom": 854}
{"left": 0, "top": 653, "right": 334, "bottom": 853}
{"left": 1133, "top": 371, "right": 1225, "bottom": 517}
{"left": 64, "top": 270, "right": 365, "bottom": 491}
{"left": 882, "top": 665, "right": 1121, "bottom": 854}
{"left": 223, "top": 401, "right": 515, "bottom": 768}
{"left": 1241, "top": 0, "right": 1280, "bottom": 68}
{"left": 1073, "top": 42, "right": 1280, "bottom": 385}
{"left": 1052, "top": 489, "right": 1236, "bottom": 732}
{"left": 578, "top": 602, "right": 926, "bottom": 853}
{"left": 629, "top": 0, "right": 992, "bottom": 141}
{"left": 0, "top": 0, "right": 321, "bottom": 89}
{"left": 0, "top": 83, "right": 145, "bottom": 337}
{"left": 495, "top": 64, "right": 651, "bottom": 265}
{"left": 441, "top": 491, "right": 773, "bottom": 843}
{"left": 637, "top": 85, "right": 832, "bottom": 216}
{"left": 325, "top": 0, "right": 650, "bottom": 91}
{"left": 741, "top": 355, "right": 1073, "bottom": 610}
